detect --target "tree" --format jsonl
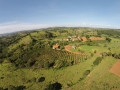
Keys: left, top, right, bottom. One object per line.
{"left": 107, "top": 52, "right": 112, "bottom": 56}
{"left": 45, "top": 32, "right": 53, "bottom": 38}
{"left": 45, "top": 82, "right": 62, "bottom": 90}
{"left": 106, "top": 38, "right": 111, "bottom": 42}
{"left": 86, "top": 35, "right": 90, "bottom": 39}
{"left": 93, "top": 57, "right": 102, "bottom": 66}
{"left": 94, "top": 50, "right": 97, "bottom": 53}
{"left": 38, "top": 77, "right": 45, "bottom": 82}
{"left": 83, "top": 70, "right": 90, "bottom": 78}
{"left": 108, "top": 48, "right": 111, "bottom": 51}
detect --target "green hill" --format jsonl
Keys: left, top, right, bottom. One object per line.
{"left": 0, "top": 27, "right": 120, "bottom": 90}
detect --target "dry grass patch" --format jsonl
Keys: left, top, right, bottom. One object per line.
{"left": 109, "top": 60, "right": 120, "bottom": 77}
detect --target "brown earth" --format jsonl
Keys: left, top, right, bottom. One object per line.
{"left": 64, "top": 45, "right": 88, "bottom": 55}
{"left": 89, "top": 37, "right": 105, "bottom": 41}
{"left": 109, "top": 60, "right": 120, "bottom": 77}
{"left": 81, "top": 37, "right": 87, "bottom": 42}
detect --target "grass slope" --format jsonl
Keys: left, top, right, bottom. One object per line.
{"left": 8, "top": 35, "right": 32, "bottom": 52}
{"left": 0, "top": 56, "right": 97, "bottom": 90}
{"left": 71, "top": 57, "right": 120, "bottom": 90}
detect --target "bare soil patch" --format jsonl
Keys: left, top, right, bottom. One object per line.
{"left": 64, "top": 45, "right": 88, "bottom": 55}
{"left": 109, "top": 60, "right": 120, "bottom": 77}
{"left": 89, "top": 37, "right": 105, "bottom": 41}
{"left": 81, "top": 37, "right": 87, "bottom": 42}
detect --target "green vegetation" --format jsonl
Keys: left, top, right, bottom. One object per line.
{"left": 93, "top": 57, "right": 103, "bottom": 66}
{"left": 0, "top": 27, "right": 120, "bottom": 90}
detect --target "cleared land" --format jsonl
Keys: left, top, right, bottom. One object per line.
{"left": 109, "top": 60, "right": 120, "bottom": 77}
{"left": 64, "top": 45, "right": 88, "bottom": 55}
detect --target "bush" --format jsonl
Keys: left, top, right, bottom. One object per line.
{"left": 7, "top": 85, "right": 26, "bottom": 90}
{"left": 93, "top": 57, "right": 103, "bottom": 66}
{"left": 106, "top": 37, "right": 111, "bottom": 42}
{"left": 107, "top": 52, "right": 112, "bottom": 56}
{"left": 0, "top": 87, "right": 3, "bottom": 90}
{"left": 38, "top": 77, "right": 45, "bottom": 82}
{"left": 45, "top": 82, "right": 62, "bottom": 90}
{"left": 91, "top": 53, "right": 94, "bottom": 57}
{"left": 83, "top": 70, "right": 90, "bottom": 78}
{"left": 101, "top": 52, "right": 107, "bottom": 57}
{"left": 94, "top": 50, "right": 97, "bottom": 53}
{"left": 1, "top": 77, "right": 4, "bottom": 79}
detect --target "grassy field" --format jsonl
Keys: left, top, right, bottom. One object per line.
{"left": 70, "top": 57, "right": 120, "bottom": 90}
{"left": 0, "top": 56, "right": 97, "bottom": 90}
{"left": 66, "top": 37, "right": 120, "bottom": 55}
{"left": 70, "top": 45, "right": 108, "bottom": 54}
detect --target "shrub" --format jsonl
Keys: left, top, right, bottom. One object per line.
{"left": 79, "top": 78, "right": 84, "bottom": 81}
{"left": 93, "top": 57, "right": 103, "bottom": 66}
{"left": 107, "top": 52, "right": 112, "bottom": 56}
{"left": 0, "top": 87, "right": 3, "bottom": 90}
{"left": 101, "top": 52, "right": 107, "bottom": 57}
{"left": 45, "top": 82, "right": 62, "bottom": 90}
{"left": 38, "top": 77, "right": 45, "bottom": 82}
{"left": 91, "top": 53, "right": 94, "bottom": 57}
{"left": 1, "top": 77, "right": 4, "bottom": 79}
{"left": 83, "top": 70, "right": 90, "bottom": 78}
{"left": 106, "top": 38, "right": 111, "bottom": 42}
{"left": 94, "top": 50, "right": 97, "bottom": 53}
{"left": 7, "top": 85, "right": 26, "bottom": 90}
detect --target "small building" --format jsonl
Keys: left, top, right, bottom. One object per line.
{"left": 53, "top": 44, "right": 60, "bottom": 49}
{"left": 72, "top": 46, "right": 76, "bottom": 49}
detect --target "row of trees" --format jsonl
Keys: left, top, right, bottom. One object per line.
{"left": 101, "top": 52, "right": 120, "bottom": 59}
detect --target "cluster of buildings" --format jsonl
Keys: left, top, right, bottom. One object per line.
{"left": 53, "top": 36, "right": 105, "bottom": 50}
{"left": 62, "top": 36, "right": 88, "bottom": 42}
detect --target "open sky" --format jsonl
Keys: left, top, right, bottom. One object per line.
{"left": 0, "top": 0, "right": 120, "bottom": 34}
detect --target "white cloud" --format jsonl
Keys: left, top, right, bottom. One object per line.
{"left": 0, "top": 22, "right": 119, "bottom": 34}
{"left": 0, "top": 22, "right": 55, "bottom": 34}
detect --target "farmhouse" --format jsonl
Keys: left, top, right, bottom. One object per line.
{"left": 89, "top": 37, "right": 105, "bottom": 41}
{"left": 81, "top": 37, "right": 87, "bottom": 42}
{"left": 53, "top": 44, "right": 60, "bottom": 49}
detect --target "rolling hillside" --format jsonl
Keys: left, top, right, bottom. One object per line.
{"left": 0, "top": 27, "right": 120, "bottom": 90}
